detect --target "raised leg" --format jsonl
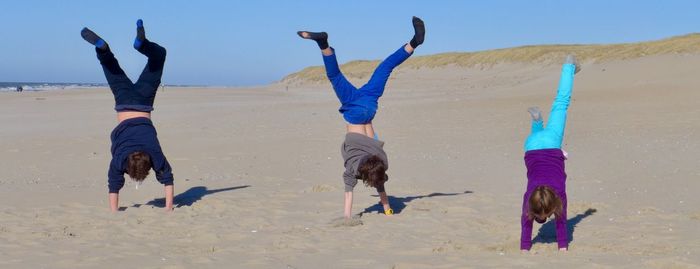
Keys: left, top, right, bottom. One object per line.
{"left": 544, "top": 57, "right": 578, "bottom": 143}
{"left": 298, "top": 31, "right": 358, "bottom": 104}
{"left": 360, "top": 16, "right": 424, "bottom": 97}
{"left": 132, "top": 40, "right": 166, "bottom": 106}
{"left": 361, "top": 46, "right": 412, "bottom": 98}
{"left": 322, "top": 48, "right": 358, "bottom": 104}
{"left": 131, "top": 17, "right": 165, "bottom": 107}
{"left": 96, "top": 48, "right": 134, "bottom": 101}
{"left": 523, "top": 56, "right": 579, "bottom": 151}
{"left": 81, "top": 27, "right": 134, "bottom": 99}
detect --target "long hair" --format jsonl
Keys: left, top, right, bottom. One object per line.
{"left": 528, "top": 185, "right": 563, "bottom": 219}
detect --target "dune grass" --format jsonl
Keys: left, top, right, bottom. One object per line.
{"left": 282, "top": 33, "right": 700, "bottom": 84}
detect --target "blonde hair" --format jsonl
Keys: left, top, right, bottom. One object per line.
{"left": 528, "top": 185, "right": 563, "bottom": 220}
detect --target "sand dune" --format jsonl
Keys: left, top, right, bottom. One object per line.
{"left": 282, "top": 33, "right": 700, "bottom": 84}
{"left": 1, "top": 40, "right": 700, "bottom": 268}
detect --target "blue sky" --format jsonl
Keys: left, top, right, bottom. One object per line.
{"left": 0, "top": 1, "right": 698, "bottom": 86}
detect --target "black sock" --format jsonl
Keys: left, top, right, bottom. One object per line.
{"left": 81, "top": 27, "right": 108, "bottom": 50}
{"left": 297, "top": 31, "right": 329, "bottom": 50}
{"left": 134, "top": 19, "right": 146, "bottom": 50}
{"left": 409, "top": 16, "right": 425, "bottom": 49}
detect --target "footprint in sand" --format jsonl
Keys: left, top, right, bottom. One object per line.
{"left": 690, "top": 213, "right": 700, "bottom": 221}
{"left": 329, "top": 216, "right": 363, "bottom": 227}
{"left": 311, "top": 184, "right": 335, "bottom": 193}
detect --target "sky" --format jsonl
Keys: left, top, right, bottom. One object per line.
{"left": 0, "top": 1, "right": 698, "bottom": 86}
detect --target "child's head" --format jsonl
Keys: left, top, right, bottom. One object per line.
{"left": 126, "top": 151, "right": 152, "bottom": 182}
{"left": 528, "top": 185, "right": 562, "bottom": 223}
{"left": 358, "top": 155, "right": 388, "bottom": 189}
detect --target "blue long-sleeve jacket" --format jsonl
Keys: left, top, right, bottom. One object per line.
{"left": 108, "top": 117, "right": 173, "bottom": 193}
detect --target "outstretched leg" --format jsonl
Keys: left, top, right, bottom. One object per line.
{"left": 524, "top": 55, "right": 580, "bottom": 151}
{"left": 133, "top": 20, "right": 167, "bottom": 109}
{"left": 82, "top": 28, "right": 134, "bottom": 101}
{"left": 361, "top": 16, "right": 424, "bottom": 98}
{"left": 360, "top": 46, "right": 411, "bottom": 98}
{"left": 298, "top": 31, "right": 358, "bottom": 104}
{"left": 544, "top": 55, "right": 579, "bottom": 143}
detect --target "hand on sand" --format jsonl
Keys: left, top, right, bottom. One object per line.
{"left": 330, "top": 215, "right": 363, "bottom": 227}
{"left": 164, "top": 206, "right": 173, "bottom": 213}
{"left": 559, "top": 248, "right": 568, "bottom": 252}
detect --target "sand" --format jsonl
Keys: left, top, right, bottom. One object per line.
{"left": 1, "top": 54, "right": 700, "bottom": 268}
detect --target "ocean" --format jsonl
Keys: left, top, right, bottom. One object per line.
{"left": 0, "top": 82, "right": 105, "bottom": 92}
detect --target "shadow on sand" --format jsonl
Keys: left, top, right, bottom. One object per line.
{"left": 533, "top": 208, "right": 597, "bottom": 244}
{"left": 131, "top": 185, "right": 250, "bottom": 209}
{"left": 362, "top": 191, "right": 473, "bottom": 215}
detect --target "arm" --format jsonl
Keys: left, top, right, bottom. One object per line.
{"left": 152, "top": 154, "right": 175, "bottom": 212}
{"left": 153, "top": 155, "right": 174, "bottom": 185}
{"left": 109, "top": 193, "right": 119, "bottom": 212}
{"left": 556, "top": 193, "right": 569, "bottom": 251}
{"left": 376, "top": 182, "right": 392, "bottom": 215}
{"left": 156, "top": 160, "right": 174, "bottom": 212}
{"left": 342, "top": 166, "right": 358, "bottom": 218}
{"left": 379, "top": 191, "right": 393, "bottom": 215}
{"left": 520, "top": 195, "right": 534, "bottom": 250}
{"left": 521, "top": 212, "right": 534, "bottom": 251}
{"left": 164, "top": 184, "right": 174, "bottom": 211}
{"left": 107, "top": 159, "right": 125, "bottom": 212}
{"left": 344, "top": 191, "right": 353, "bottom": 218}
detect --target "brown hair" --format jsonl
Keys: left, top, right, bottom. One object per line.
{"left": 358, "top": 155, "right": 387, "bottom": 189}
{"left": 126, "top": 151, "right": 151, "bottom": 181}
{"left": 528, "top": 185, "right": 563, "bottom": 220}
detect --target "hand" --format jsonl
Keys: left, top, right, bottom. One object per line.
{"left": 379, "top": 192, "right": 391, "bottom": 215}
{"left": 344, "top": 192, "right": 354, "bottom": 219}
{"left": 521, "top": 249, "right": 529, "bottom": 254}
{"left": 559, "top": 248, "right": 568, "bottom": 252}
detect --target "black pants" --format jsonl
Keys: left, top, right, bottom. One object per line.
{"left": 96, "top": 40, "right": 166, "bottom": 112}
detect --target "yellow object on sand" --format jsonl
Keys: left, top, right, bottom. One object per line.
{"left": 385, "top": 208, "right": 394, "bottom": 216}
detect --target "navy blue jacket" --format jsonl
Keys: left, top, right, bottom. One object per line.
{"left": 108, "top": 117, "right": 173, "bottom": 193}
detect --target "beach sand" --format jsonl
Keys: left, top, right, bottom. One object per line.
{"left": 1, "top": 54, "right": 699, "bottom": 268}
